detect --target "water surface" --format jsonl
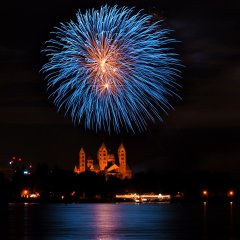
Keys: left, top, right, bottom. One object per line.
{"left": 1, "top": 203, "right": 240, "bottom": 239}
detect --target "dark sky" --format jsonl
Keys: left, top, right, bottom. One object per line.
{"left": 0, "top": 0, "right": 240, "bottom": 177}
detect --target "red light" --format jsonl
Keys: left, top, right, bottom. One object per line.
{"left": 29, "top": 165, "right": 33, "bottom": 169}
{"left": 12, "top": 156, "right": 16, "bottom": 160}
{"left": 18, "top": 158, "right": 22, "bottom": 162}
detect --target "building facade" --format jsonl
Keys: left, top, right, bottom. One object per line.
{"left": 74, "top": 143, "right": 132, "bottom": 179}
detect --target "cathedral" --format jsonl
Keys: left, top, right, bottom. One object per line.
{"left": 74, "top": 143, "right": 132, "bottom": 179}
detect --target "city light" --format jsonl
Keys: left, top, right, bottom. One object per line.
{"left": 9, "top": 155, "right": 33, "bottom": 175}
{"left": 23, "top": 170, "right": 30, "bottom": 175}
{"left": 29, "top": 193, "right": 40, "bottom": 199}
{"left": 115, "top": 193, "right": 171, "bottom": 202}
{"left": 21, "top": 189, "right": 40, "bottom": 199}
{"left": 228, "top": 190, "right": 234, "bottom": 197}
{"left": 202, "top": 190, "right": 208, "bottom": 197}
{"left": 21, "top": 189, "right": 29, "bottom": 198}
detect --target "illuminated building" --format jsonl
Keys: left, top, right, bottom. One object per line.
{"left": 21, "top": 189, "right": 40, "bottom": 199}
{"left": 74, "top": 143, "right": 132, "bottom": 179}
{"left": 74, "top": 147, "right": 86, "bottom": 174}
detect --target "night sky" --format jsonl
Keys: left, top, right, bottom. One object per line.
{"left": 0, "top": 0, "right": 240, "bottom": 178}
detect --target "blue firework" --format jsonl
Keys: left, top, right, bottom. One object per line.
{"left": 41, "top": 5, "right": 181, "bottom": 133}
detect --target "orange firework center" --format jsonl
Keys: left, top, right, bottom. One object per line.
{"left": 85, "top": 37, "right": 124, "bottom": 95}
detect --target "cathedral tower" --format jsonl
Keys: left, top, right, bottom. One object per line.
{"left": 118, "top": 143, "right": 126, "bottom": 177}
{"left": 97, "top": 143, "right": 108, "bottom": 170}
{"left": 78, "top": 147, "right": 86, "bottom": 173}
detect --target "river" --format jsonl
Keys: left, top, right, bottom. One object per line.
{"left": 1, "top": 202, "right": 240, "bottom": 239}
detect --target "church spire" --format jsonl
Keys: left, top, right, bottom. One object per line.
{"left": 79, "top": 147, "right": 86, "bottom": 173}
{"left": 118, "top": 143, "right": 126, "bottom": 178}
{"left": 97, "top": 143, "right": 108, "bottom": 170}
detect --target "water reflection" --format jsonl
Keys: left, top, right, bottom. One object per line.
{"left": 229, "top": 201, "right": 233, "bottom": 217}
{"left": 93, "top": 204, "right": 122, "bottom": 239}
{"left": 229, "top": 201, "right": 234, "bottom": 238}
{"left": 2, "top": 203, "right": 240, "bottom": 240}
{"left": 202, "top": 202, "right": 207, "bottom": 240}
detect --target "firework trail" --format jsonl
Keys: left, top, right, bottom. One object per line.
{"left": 41, "top": 5, "right": 181, "bottom": 133}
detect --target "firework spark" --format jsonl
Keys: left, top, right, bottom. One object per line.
{"left": 41, "top": 5, "right": 181, "bottom": 133}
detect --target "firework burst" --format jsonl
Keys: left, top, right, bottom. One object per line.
{"left": 41, "top": 5, "right": 181, "bottom": 133}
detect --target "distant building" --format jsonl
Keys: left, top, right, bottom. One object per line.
{"left": 74, "top": 143, "right": 132, "bottom": 179}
